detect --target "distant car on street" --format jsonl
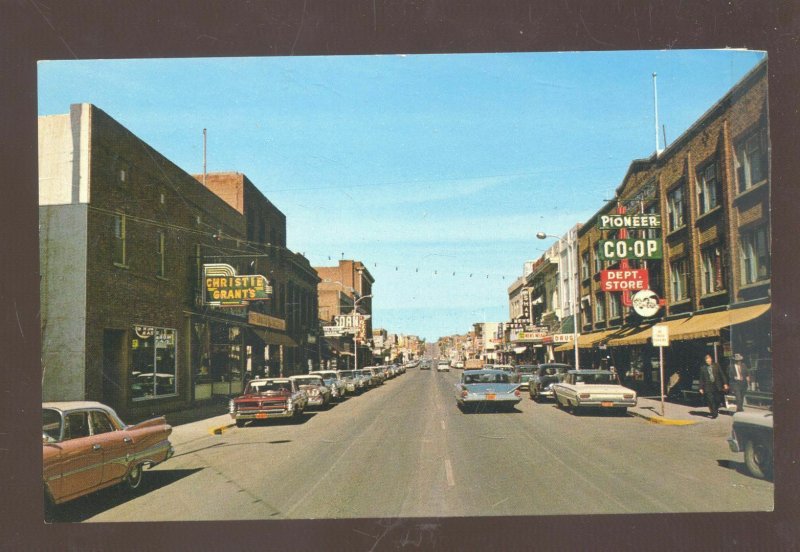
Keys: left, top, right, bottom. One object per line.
{"left": 454, "top": 361, "right": 465, "bottom": 369}
{"left": 455, "top": 369, "right": 522, "bottom": 412}
{"left": 552, "top": 370, "right": 637, "bottom": 414}
{"left": 43, "top": 401, "right": 174, "bottom": 510}
{"left": 437, "top": 360, "right": 450, "bottom": 372}
{"left": 512, "top": 364, "right": 538, "bottom": 390}
{"left": 529, "top": 363, "right": 572, "bottom": 401}
{"left": 310, "top": 370, "right": 347, "bottom": 399}
{"left": 229, "top": 378, "right": 308, "bottom": 426}
{"left": 728, "top": 409, "right": 773, "bottom": 480}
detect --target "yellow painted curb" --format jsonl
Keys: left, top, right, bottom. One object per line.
{"left": 209, "top": 423, "right": 234, "bottom": 435}
{"left": 630, "top": 411, "right": 697, "bottom": 426}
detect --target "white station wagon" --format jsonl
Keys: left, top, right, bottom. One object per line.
{"left": 552, "top": 370, "right": 637, "bottom": 414}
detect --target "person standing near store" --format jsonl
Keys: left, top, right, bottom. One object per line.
{"left": 726, "top": 353, "right": 750, "bottom": 412}
{"left": 698, "top": 353, "right": 728, "bottom": 418}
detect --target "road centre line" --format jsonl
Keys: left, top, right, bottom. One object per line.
{"left": 444, "top": 458, "right": 455, "bottom": 487}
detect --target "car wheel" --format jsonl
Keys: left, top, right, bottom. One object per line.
{"left": 554, "top": 395, "right": 563, "bottom": 409}
{"left": 744, "top": 438, "right": 772, "bottom": 480}
{"left": 125, "top": 463, "right": 144, "bottom": 491}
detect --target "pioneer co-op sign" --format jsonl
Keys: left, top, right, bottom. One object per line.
{"left": 598, "top": 214, "right": 662, "bottom": 261}
{"left": 203, "top": 263, "right": 272, "bottom": 306}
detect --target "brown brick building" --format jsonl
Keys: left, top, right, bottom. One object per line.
{"left": 558, "top": 60, "right": 771, "bottom": 397}
{"left": 39, "top": 104, "right": 317, "bottom": 419}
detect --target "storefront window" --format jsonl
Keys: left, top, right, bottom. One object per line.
{"left": 210, "top": 323, "right": 243, "bottom": 384}
{"left": 739, "top": 225, "right": 770, "bottom": 285}
{"left": 130, "top": 326, "right": 177, "bottom": 400}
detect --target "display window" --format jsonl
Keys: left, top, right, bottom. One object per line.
{"left": 130, "top": 325, "right": 177, "bottom": 400}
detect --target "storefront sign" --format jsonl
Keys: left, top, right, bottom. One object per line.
{"left": 600, "top": 269, "right": 649, "bottom": 292}
{"left": 598, "top": 214, "right": 661, "bottom": 230}
{"left": 323, "top": 326, "right": 344, "bottom": 337}
{"left": 553, "top": 333, "right": 574, "bottom": 343}
{"left": 203, "top": 263, "right": 272, "bottom": 306}
{"left": 598, "top": 239, "right": 662, "bottom": 261}
{"left": 248, "top": 311, "right": 286, "bottom": 331}
{"left": 514, "top": 331, "right": 548, "bottom": 342}
{"left": 134, "top": 325, "right": 155, "bottom": 339}
{"left": 632, "top": 289, "right": 661, "bottom": 317}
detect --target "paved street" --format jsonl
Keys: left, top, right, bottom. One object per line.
{"left": 52, "top": 368, "right": 772, "bottom": 522}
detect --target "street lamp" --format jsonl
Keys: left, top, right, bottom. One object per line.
{"left": 352, "top": 293, "right": 373, "bottom": 373}
{"left": 536, "top": 231, "right": 580, "bottom": 370}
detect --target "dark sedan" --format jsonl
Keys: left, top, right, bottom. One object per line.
{"left": 529, "top": 363, "right": 571, "bottom": 401}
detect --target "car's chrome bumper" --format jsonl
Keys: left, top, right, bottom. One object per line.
{"left": 233, "top": 409, "right": 294, "bottom": 419}
{"left": 727, "top": 436, "right": 742, "bottom": 453}
{"left": 575, "top": 399, "right": 637, "bottom": 408}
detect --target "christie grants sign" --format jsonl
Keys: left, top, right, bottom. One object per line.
{"left": 203, "top": 263, "right": 272, "bottom": 306}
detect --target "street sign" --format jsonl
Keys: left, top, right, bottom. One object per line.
{"left": 652, "top": 324, "right": 670, "bottom": 347}
{"left": 600, "top": 269, "right": 649, "bottom": 292}
{"left": 598, "top": 214, "right": 661, "bottom": 230}
{"left": 632, "top": 289, "right": 661, "bottom": 317}
{"left": 598, "top": 239, "right": 663, "bottom": 261}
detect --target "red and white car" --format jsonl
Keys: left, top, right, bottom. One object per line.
{"left": 229, "top": 378, "right": 308, "bottom": 426}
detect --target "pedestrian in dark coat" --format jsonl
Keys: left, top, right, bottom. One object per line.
{"left": 698, "top": 354, "right": 728, "bottom": 418}
{"left": 726, "top": 353, "right": 751, "bottom": 412}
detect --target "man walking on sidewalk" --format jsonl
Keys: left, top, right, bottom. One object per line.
{"left": 698, "top": 354, "right": 728, "bottom": 418}
{"left": 726, "top": 353, "right": 750, "bottom": 412}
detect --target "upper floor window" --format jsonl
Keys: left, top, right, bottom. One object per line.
{"left": 594, "top": 293, "right": 606, "bottom": 322}
{"left": 697, "top": 159, "right": 721, "bottom": 215}
{"left": 113, "top": 214, "right": 127, "bottom": 266}
{"left": 739, "top": 225, "right": 770, "bottom": 285}
{"left": 581, "top": 252, "right": 590, "bottom": 280}
{"left": 670, "top": 258, "right": 690, "bottom": 302}
{"left": 700, "top": 245, "right": 725, "bottom": 295}
{"left": 667, "top": 182, "right": 686, "bottom": 232}
{"left": 593, "top": 243, "right": 603, "bottom": 273}
{"left": 157, "top": 231, "right": 166, "bottom": 278}
{"left": 608, "top": 292, "right": 622, "bottom": 319}
{"left": 735, "top": 127, "right": 769, "bottom": 193}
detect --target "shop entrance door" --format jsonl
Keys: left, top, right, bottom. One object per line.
{"left": 102, "top": 329, "right": 125, "bottom": 406}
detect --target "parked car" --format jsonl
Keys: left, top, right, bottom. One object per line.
{"left": 511, "top": 364, "right": 537, "bottom": 389}
{"left": 229, "top": 377, "right": 308, "bottom": 426}
{"left": 371, "top": 365, "right": 388, "bottom": 382}
{"left": 337, "top": 370, "right": 361, "bottom": 394}
{"left": 310, "top": 370, "right": 347, "bottom": 399}
{"left": 43, "top": 401, "right": 174, "bottom": 509}
{"left": 359, "top": 368, "right": 382, "bottom": 387}
{"left": 529, "top": 363, "right": 572, "bottom": 401}
{"left": 290, "top": 375, "right": 332, "bottom": 408}
{"left": 728, "top": 409, "right": 773, "bottom": 480}
{"left": 437, "top": 360, "right": 451, "bottom": 372}
{"left": 455, "top": 369, "right": 522, "bottom": 412}
{"left": 552, "top": 370, "right": 637, "bottom": 414}
{"left": 454, "top": 361, "right": 465, "bottom": 369}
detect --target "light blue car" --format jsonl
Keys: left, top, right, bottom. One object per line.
{"left": 455, "top": 369, "right": 521, "bottom": 412}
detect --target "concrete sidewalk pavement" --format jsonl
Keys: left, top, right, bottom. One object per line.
{"left": 628, "top": 396, "right": 765, "bottom": 425}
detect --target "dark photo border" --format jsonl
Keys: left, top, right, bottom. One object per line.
{"left": 3, "top": 1, "right": 798, "bottom": 550}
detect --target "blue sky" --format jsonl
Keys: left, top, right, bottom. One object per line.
{"left": 38, "top": 50, "right": 766, "bottom": 340}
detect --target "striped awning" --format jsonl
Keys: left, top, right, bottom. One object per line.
{"left": 606, "top": 303, "right": 770, "bottom": 346}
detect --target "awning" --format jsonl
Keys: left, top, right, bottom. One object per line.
{"left": 606, "top": 303, "right": 770, "bottom": 346}
{"left": 606, "top": 317, "right": 687, "bottom": 347}
{"left": 251, "top": 328, "right": 298, "bottom": 347}
{"left": 670, "top": 303, "right": 770, "bottom": 341}
{"left": 553, "top": 329, "right": 616, "bottom": 352}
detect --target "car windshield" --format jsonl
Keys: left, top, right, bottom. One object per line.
{"left": 464, "top": 373, "right": 510, "bottom": 384}
{"left": 339, "top": 371, "right": 354, "bottom": 378}
{"left": 295, "top": 377, "right": 323, "bottom": 386}
{"left": 520, "top": 374, "right": 534, "bottom": 382}
{"left": 574, "top": 373, "right": 617, "bottom": 385}
{"left": 541, "top": 365, "right": 570, "bottom": 376}
{"left": 517, "top": 366, "right": 536, "bottom": 374}
{"left": 43, "top": 409, "right": 62, "bottom": 442}
{"left": 247, "top": 381, "right": 291, "bottom": 393}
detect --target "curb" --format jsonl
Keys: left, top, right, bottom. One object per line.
{"left": 629, "top": 410, "right": 698, "bottom": 426}
{"left": 209, "top": 422, "right": 235, "bottom": 435}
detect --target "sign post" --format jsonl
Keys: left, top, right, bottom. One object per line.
{"left": 651, "top": 324, "right": 670, "bottom": 417}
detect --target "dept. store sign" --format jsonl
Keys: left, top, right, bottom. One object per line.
{"left": 600, "top": 269, "right": 649, "bottom": 292}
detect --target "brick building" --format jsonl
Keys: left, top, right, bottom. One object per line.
{"left": 315, "top": 260, "right": 375, "bottom": 368}
{"left": 555, "top": 60, "right": 770, "bottom": 397}
{"left": 39, "top": 104, "right": 315, "bottom": 419}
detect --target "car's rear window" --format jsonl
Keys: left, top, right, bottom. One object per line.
{"left": 43, "top": 409, "right": 62, "bottom": 441}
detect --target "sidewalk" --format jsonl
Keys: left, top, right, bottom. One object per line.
{"left": 628, "top": 396, "right": 763, "bottom": 426}
{"left": 162, "top": 400, "right": 234, "bottom": 448}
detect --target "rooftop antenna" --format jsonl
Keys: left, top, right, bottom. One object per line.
{"left": 203, "top": 128, "right": 207, "bottom": 186}
{"left": 653, "top": 73, "right": 663, "bottom": 155}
